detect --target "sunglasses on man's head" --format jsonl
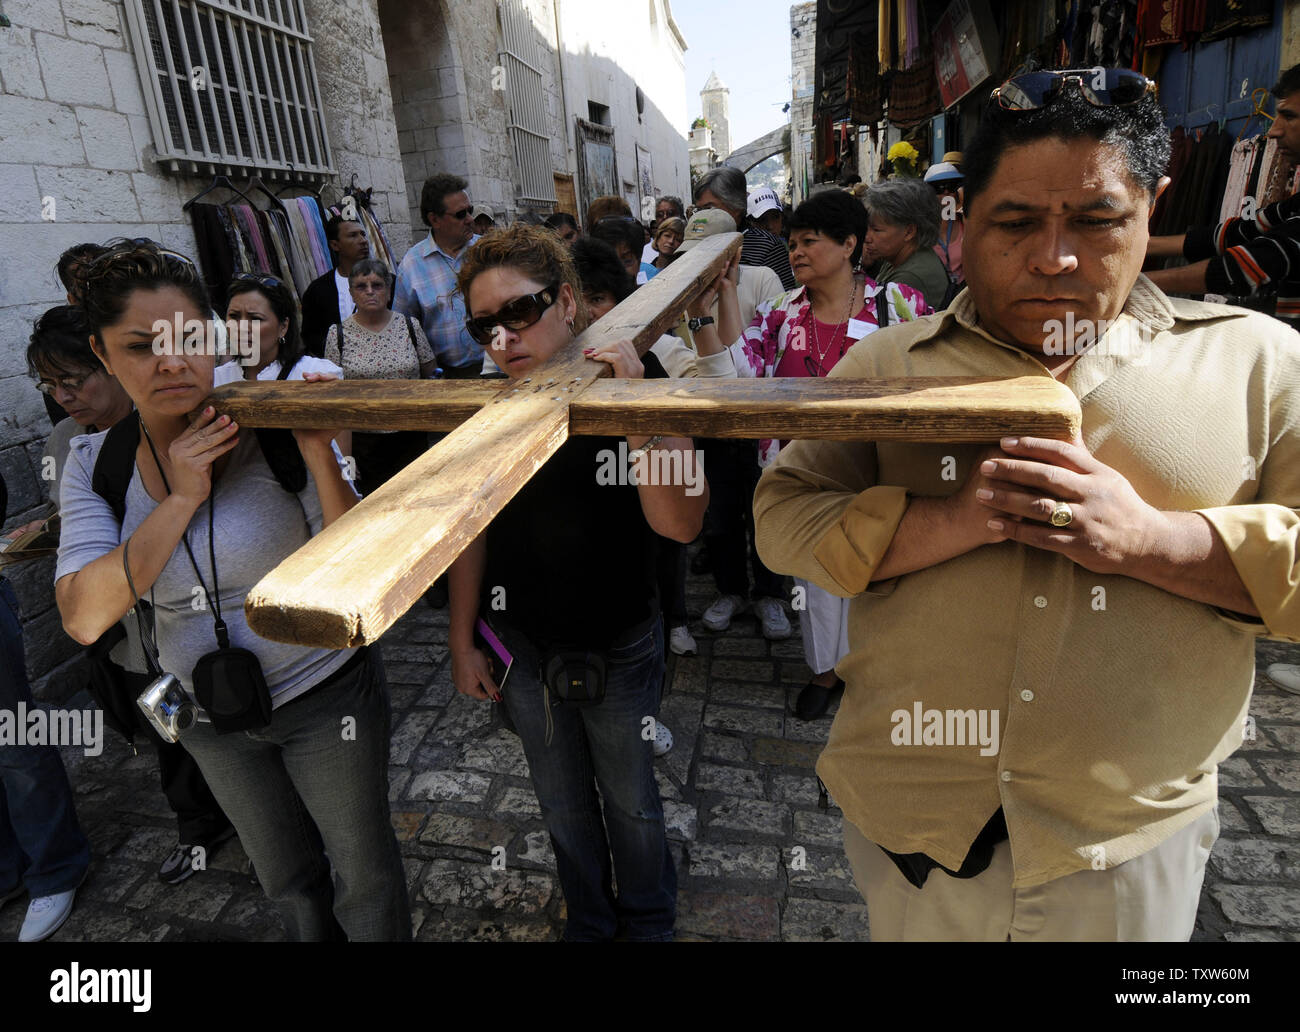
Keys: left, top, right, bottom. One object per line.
{"left": 464, "top": 283, "right": 560, "bottom": 346}
{"left": 991, "top": 68, "right": 1156, "bottom": 111}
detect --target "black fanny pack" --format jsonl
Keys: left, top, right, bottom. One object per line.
{"left": 541, "top": 649, "right": 607, "bottom": 707}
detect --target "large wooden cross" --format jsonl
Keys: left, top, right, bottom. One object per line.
{"left": 207, "top": 234, "right": 1081, "bottom": 649}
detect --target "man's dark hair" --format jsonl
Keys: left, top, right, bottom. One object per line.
{"left": 420, "top": 172, "right": 469, "bottom": 225}
{"left": 1274, "top": 62, "right": 1300, "bottom": 99}
{"left": 963, "top": 84, "right": 1170, "bottom": 211}
{"left": 56, "top": 242, "right": 107, "bottom": 301}
{"left": 788, "top": 190, "right": 868, "bottom": 266}
{"left": 545, "top": 211, "right": 579, "bottom": 234}
{"left": 325, "top": 213, "right": 362, "bottom": 244}
{"left": 656, "top": 195, "right": 685, "bottom": 218}
{"left": 571, "top": 238, "right": 636, "bottom": 303}
{"left": 27, "top": 305, "right": 98, "bottom": 380}
{"left": 590, "top": 216, "right": 645, "bottom": 260}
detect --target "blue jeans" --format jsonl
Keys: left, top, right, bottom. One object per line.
{"left": 0, "top": 579, "right": 90, "bottom": 897}
{"left": 179, "top": 646, "right": 411, "bottom": 941}
{"left": 496, "top": 615, "right": 676, "bottom": 941}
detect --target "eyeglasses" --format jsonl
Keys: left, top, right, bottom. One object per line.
{"left": 350, "top": 279, "right": 389, "bottom": 294}
{"left": 37, "top": 369, "right": 98, "bottom": 396}
{"left": 991, "top": 68, "right": 1156, "bottom": 111}
{"left": 443, "top": 207, "right": 473, "bottom": 221}
{"left": 464, "top": 283, "right": 560, "bottom": 346}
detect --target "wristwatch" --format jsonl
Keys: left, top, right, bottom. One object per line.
{"left": 687, "top": 315, "right": 715, "bottom": 332}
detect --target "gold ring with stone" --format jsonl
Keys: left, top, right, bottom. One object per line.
{"left": 1049, "top": 501, "right": 1074, "bottom": 527}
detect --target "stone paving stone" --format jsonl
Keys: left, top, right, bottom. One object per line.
{"left": 1249, "top": 690, "right": 1300, "bottom": 721}
{"left": 419, "top": 910, "right": 559, "bottom": 941}
{"left": 703, "top": 704, "right": 784, "bottom": 736}
{"left": 1217, "top": 756, "right": 1265, "bottom": 789}
{"left": 710, "top": 659, "right": 777, "bottom": 682}
{"left": 712, "top": 638, "right": 770, "bottom": 657}
{"left": 752, "top": 737, "right": 823, "bottom": 767}
{"left": 686, "top": 842, "right": 781, "bottom": 881}
{"left": 126, "top": 874, "right": 234, "bottom": 922}
{"left": 48, "top": 907, "right": 179, "bottom": 943}
{"left": 782, "top": 715, "right": 832, "bottom": 743}
{"left": 80, "top": 857, "right": 145, "bottom": 905}
{"left": 516, "top": 829, "right": 556, "bottom": 871}
{"left": 710, "top": 682, "right": 788, "bottom": 708}
{"left": 417, "top": 676, "right": 456, "bottom": 708}
{"left": 663, "top": 799, "right": 698, "bottom": 840}
{"left": 215, "top": 893, "right": 287, "bottom": 941}
{"left": 705, "top": 796, "right": 792, "bottom": 840}
{"left": 781, "top": 897, "right": 869, "bottom": 942}
{"left": 390, "top": 811, "right": 426, "bottom": 843}
{"left": 388, "top": 765, "right": 411, "bottom": 802}
{"left": 1211, "top": 885, "right": 1300, "bottom": 928}
{"left": 494, "top": 784, "right": 543, "bottom": 820}
{"left": 388, "top": 685, "right": 421, "bottom": 709}
{"left": 676, "top": 890, "right": 780, "bottom": 940}
{"left": 385, "top": 661, "right": 435, "bottom": 686}
{"left": 384, "top": 642, "right": 447, "bottom": 665}
{"left": 696, "top": 762, "right": 765, "bottom": 800}
{"left": 670, "top": 655, "right": 710, "bottom": 694}
{"left": 1208, "top": 838, "right": 1300, "bottom": 882}
{"left": 434, "top": 692, "right": 494, "bottom": 737}
{"left": 700, "top": 730, "right": 749, "bottom": 763}
{"left": 779, "top": 661, "right": 814, "bottom": 684}
{"left": 390, "top": 710, "right": 439, "bottom": 765}
{"left": 402, "top": 857, "right": 427, "bottom": 899}
{"left": 1224, "top": 928, "right": 1297, "bottom": 941}
{"left": 787, "top": 848, "right": 857, "bottom": 894}
{"left": 1255, "top": 757, "right": 1300, "bottom": 792}
{"left": 1243, "top": 795, "right": 1300, "bottom": 836}
{"left": 1217, "top": 799, "right": 1251, "bottom": 834}
{"left": 1266, "top": 724, "right": 1300, "bottom": 750}
{"left": 114, "top": 824, "right": 181, "bottom": 864}
{"left": 793, "top": 809, "right": 844, "bottom": 850}
{"left": 770, "top": 771, "right": 823, "bottom": 807}
{"left": 660, "top": 692, "right": 705, "bottom": 727}
{"left": 418, "top": 813, "right": 515, "bottom": 853}
{"left": 420, "top": 858, "right": 555, "bottom": 914}
{"left": 460, "top": 729, "right": 530, "bottom": 778}
{"left": 655, "top": 768, "right": 681, "bottom": 801}
{"left": 769, "top": 638, "right": 806, "bottom": 659}
{"left": 407, "top": 770, "right": 491, "bottom": 803}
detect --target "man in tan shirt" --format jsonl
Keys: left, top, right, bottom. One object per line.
{"left": 753, "top": 70, "right": 1300, "bottom": 941}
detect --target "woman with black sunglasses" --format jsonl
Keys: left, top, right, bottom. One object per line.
{"left": 53, "top": 240, "right": 410, "bottom": 941}
{"left": 448, "top": 224, "right": 707, "bottom": 941}
{"left": 704, "top": 190, "right": 931, "bottom": 721}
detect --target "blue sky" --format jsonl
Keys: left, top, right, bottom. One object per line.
{"left": 671, "top": 0, "right": 796, "bottom": 150}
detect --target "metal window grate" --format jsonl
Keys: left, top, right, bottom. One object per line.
{"left": 498, "top": 0, "right": 556, "bottom": 204}
{"left": 123, "top": 0, "right": 333, "bottom": 180}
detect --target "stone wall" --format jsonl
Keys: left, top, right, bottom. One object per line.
{"left": 0, "top": 0, "right": 410, "bottom": 698}
{"left": 789, "top": 2, "right": 817, "bottom": 206}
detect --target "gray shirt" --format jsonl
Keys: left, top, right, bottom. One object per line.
{"left": 56, "top": 430, "right": 354, "bottom": 707}
{"left": 877, "top": 247, "right": 952, "bottom": 312}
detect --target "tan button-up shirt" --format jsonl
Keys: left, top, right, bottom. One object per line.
{"left": 753, "top": 276, "right": 1300, "bottom": 888}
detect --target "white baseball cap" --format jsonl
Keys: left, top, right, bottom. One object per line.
{"left": 923, "top": 162, "right": 964, "bottom": 185}
{"left": 747, "top": 187, "right": 780, "bottom": 219}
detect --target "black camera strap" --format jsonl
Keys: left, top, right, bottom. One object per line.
{"left": 140, "top": 415, "right": 230, "bottom": 650}
{"left": 121, "top": 537, "right": 164, "bottom": 678}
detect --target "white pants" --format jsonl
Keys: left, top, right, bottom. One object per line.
{"left": 843, "top": 808, "right": 1220, "bottom": 942}
{"left": 795, "top": 577, "right": 851, "bottom": 675}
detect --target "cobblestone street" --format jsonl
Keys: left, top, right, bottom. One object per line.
{"left": 4, "top": 561, "right": 1299, "bottom": 942}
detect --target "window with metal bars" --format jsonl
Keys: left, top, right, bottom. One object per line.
{"left": 122, "top": 0, "right": 334, "bottom": 180}
{"left": 498, "top": 0, "right": 557, "bottom": 204}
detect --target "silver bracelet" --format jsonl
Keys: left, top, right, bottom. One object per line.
{"left": 626, "top": 434, "right": 666, "bottom": 464}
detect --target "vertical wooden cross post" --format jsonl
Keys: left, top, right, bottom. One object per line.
{"left": 209, "top": 234, "right": 1080, "bottom": 649}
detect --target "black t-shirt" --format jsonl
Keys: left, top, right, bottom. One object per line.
{"left": 484, "top": 354, "right": 670, "bottom": 650}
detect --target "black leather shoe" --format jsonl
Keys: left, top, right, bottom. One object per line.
{"left": 794, "top": 678, "right": 844, "bottom": 720}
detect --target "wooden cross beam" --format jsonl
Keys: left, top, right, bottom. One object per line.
{"left": 205, "top": 234, "right": 1081, "bottom": 649}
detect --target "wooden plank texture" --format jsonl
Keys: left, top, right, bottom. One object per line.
{"left": 241, "top": 233, "right": 743, "bottom": 647}
{"left": 207, "top": 374, "right": 1081, "bottom": 441}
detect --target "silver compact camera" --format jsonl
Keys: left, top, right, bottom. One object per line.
{"left": 137, "top": 673, "right": 198, "bottom": 743}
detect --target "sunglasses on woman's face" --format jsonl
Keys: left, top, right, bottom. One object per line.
{"left": 465, "top": 283, "right": 560, "bottom": 346}
{"left": 991, "top": 68, "right": 1155, "bottom": 111}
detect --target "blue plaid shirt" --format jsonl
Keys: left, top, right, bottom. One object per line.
{"left": 393, "top": 232, "right": 482, "bottom": 371}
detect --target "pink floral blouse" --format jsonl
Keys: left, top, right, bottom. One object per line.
{"left": 727, "top": 278, "right": 930, "bottom": 465}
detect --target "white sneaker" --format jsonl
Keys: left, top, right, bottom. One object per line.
{"left": 669, "top": 624, "right": 697, "bottom": 656}
{"left": 1266, "top": 663, "right": 1300, "bottom": 695}
{"left": 753, "top": 596, "right": 792, "bottom": 640}
{"left": 652, "top": 721, "right": 674, "bottom": 757}
{"left": 19, "top": 889, "right": 76, "bottom": 942}
{"left": 702, "top": 594, "right": 746, "bottom": 632}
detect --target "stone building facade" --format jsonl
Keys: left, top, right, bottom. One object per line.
{"left": 0, "top": 0, "right": 689, "bottom": 696}
{"left": 788, "top": 2, "right": 817, "bottom": 206}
